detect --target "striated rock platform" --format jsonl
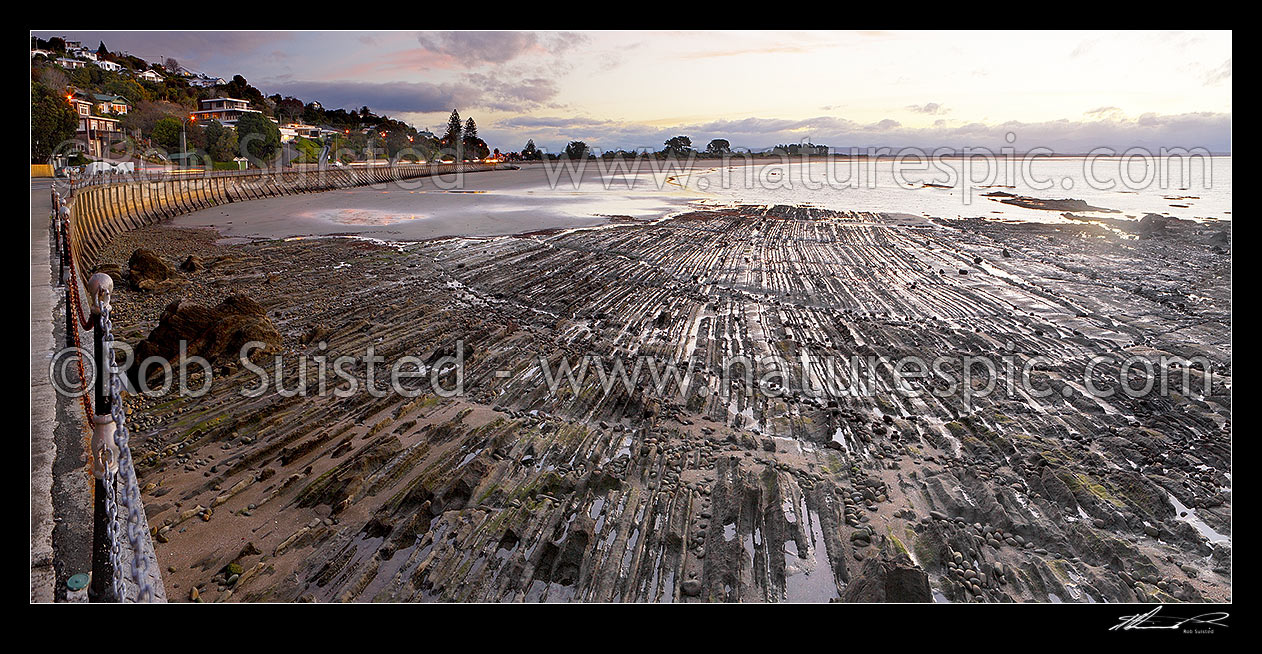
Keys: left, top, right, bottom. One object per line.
{"left": 96, "top": 206, "right": 1230, "bottom": 602}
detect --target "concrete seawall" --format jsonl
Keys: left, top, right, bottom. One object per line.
{"left": 65, "top": 162, "right": 496, "bottom": 272}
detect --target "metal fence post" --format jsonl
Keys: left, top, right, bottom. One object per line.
{"left": 58, "top": 206, "right": 69, "bottom": 288}
{"left": 86, "top": 273, "right": 120, "bottom": 602}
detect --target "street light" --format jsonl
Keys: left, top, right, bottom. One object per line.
{"left": 179, "top": 115, "right": 197, "bottom": 168}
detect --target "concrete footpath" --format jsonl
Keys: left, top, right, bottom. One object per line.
{"left": 31, "top": 180, "right": 167, "bottom": 603}
{"left": 30, "top": 180, "right": 59, "bottom": 601}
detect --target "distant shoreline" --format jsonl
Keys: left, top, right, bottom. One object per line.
{"left": 516, "top": 153, "right": 1231, "bottom": 163}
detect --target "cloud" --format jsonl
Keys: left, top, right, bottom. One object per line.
{"left": 498, "top": 116, "right": 616, "bottom": 129}
{"left": 262, "top": 80, "right": 482, "bottom": 115}
{"left": 595, "top": 45, "right": 636, "bottom": 72}
{"left": 907, "top": 102, "right": 947, "bottom": 115}
{"left": 1204, "top": 58, "right": 1231, "bottom": 85}
{"left": 679, "top": 43, "right": 818, "bottom": 60}
{"left": 540, "top": 32, "right": 590, "bottom": 54}
{"left": 263, "top": 75, "right": 563, "bottom": 117}
{"left": 463, "top": 73, "right": 560, "bottom": 111}
{"left": 415, "top": 31, "right": 573, "bottom": 65}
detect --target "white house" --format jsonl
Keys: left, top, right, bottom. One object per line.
{"left": 189, "top": 75, "right": 226, "bottom": 88}
{"left": 94, "top": 59, "right": 122, "bottom": 72}
{"left": 191, "top": 97, "right": 261, "bottom": 127}
{"left": 279, "top": 123, "right": 323, "bottom": 141}
{"left": 56, "top": 58, "right": 85, "bottom": 70}
{"left": 137, "top": 69, "right": 164, "bottom": 83}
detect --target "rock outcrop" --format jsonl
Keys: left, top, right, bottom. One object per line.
{"left": 128, "top": 248, "right": 176, "bottom": 290}
{"left": 179, "top": 255, "right": 204, "bottom": 273}
{"left": 107, "top": 208, "right": 1230, "bottom": 604}
{"left": 841, "top": 552, "right": 932, "bottom": 602}
{"left": 132, "top": 294, "right": 280, "bottom": 383}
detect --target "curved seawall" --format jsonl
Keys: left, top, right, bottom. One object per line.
{"left": 64, "top": 162, "right": 497, "bottom": 272}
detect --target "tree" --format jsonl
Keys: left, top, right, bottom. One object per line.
{"left": 221, "top": 76, "right": 269, "bottom": 114}
{"left": 274, "top": 96, "right": 305, "bottom": 124}
{"left": 151, "top": 116, "right": 182, "bottom": 151}
{"left": 302, "top": 102, "right": 323, "bottom": 124}
{"left": 521, "top": 139, "right": 539, "bottom": 160}
{"left": 460, "top": 117, "right": 488, "bottom": 159}
{"left": 441, "top": 109, "right": 463, "bottom": 153}
{"left": 97, "top": 41, "right": 109, "bottom": 57}
{"left": 235, "top": 112, "right": 281, "bottom": 164}
{"left": 563, "top": 140, "right": 590, "bottom": 160}
{"left": 38, "top": 66, "right": 69, "bottom": 93}
{"left": 664, "top": 135, "right": 692, "bottom": 156}
{"left": 30, "top": 81, "right": 77, "bottom": 163}
{"left": 102, "top": 78, "right": 147, "bottom": 105}
{"left": 163, "top": 57, "right": 180, "bottom": 73}
{"left": 202, "top": 120, "right": 238, "bottom": 162}
{"left": 706, "top": 138, "right": 731, "bottom": 155}
{"left": 121, "top": 100, "right": 181, "bottom": 142}
{"left": 465, "top": 137, "right": 490, "bottom": 160}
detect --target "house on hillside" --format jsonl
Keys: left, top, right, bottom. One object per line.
{"left": 137, "top": 69, "right": 164, "bottom": 83}
{"left": 189, "top": 75, "right": 226, "bottom": 88}
{"left": 64, "top": 89, "right": 124, "bottom": 157}
{"left": 94, "top": 94, "right": 130, "bottom": 115}
{"left": 191, "top": 97, "right": 261, "bottom": 127}
{"left": 93, "top": 59, "right": 122, "bottom": 72}
{"left": 77, "top": 114, "right": 120, "bottom": 157}
{"left": 68, "top": 91, "right": 93, "bottom": 118}
{"left": 56, "top": 58, "right": 85, "bottom": 70}
{"left": 281, "top": 123, "right": 323, "bottom": 139}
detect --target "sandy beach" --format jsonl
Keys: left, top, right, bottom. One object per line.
{"left": 171, "top": 165, "right": 702, "bottom": 242}
{"left": 171, "top": 158, "right": 1233, "bottom": 245}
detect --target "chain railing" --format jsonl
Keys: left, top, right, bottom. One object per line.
{"left": 95, "top": 279, "right": 157, "bottom": 602}
{"left": 52, "top": 184, "right": 159, "bottom": 603}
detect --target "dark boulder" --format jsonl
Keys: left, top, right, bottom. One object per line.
{"left": 128, "top": 248, "right": 176, "bottom": 290}
{"left": 179, "top": 254, "right": 204, "bottom": 273}
{"left": 132, "top": 294, "right": 281, "bottom": 383}
{"left": 1135, "top": 213, "right": 1168, "bottom": 238}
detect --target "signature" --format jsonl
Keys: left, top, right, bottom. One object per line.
{"left": 1111, "top": 606, "right": 1230, "bottom": 632}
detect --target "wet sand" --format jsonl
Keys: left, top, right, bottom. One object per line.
{"left": 172, "top": 157, "right": 1232, "bottom": 244}
{"left": 172, "top": 166, "right": 703, "bottom": 242}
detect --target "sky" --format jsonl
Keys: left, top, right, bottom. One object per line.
{"left": 36, "top": 30, "right": 1232, "bottom": 153}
